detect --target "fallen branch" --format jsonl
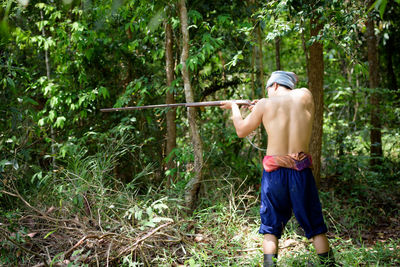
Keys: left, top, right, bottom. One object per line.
{"left": 64, "top": 233, "right": 116, "bottom": 259}
{"left": 0, "top": 227, "right": 49, "bottom": 267}
{"left": 114, "top": 221, "right": 173, "bottom": 259}
{"left": 1, "top": 189, "right": 79, "bottom": 226}
{"left": 236, "top": 247, "right": 262, "bottom": 252}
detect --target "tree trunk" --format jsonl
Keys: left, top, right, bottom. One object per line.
{"left": 256, "top": 23, "right": 265, "bottom": 96}
{"left": 249, "top": 0, "right": 264, "bottom": 98}
{"left": 251, "top": 45, "right": 256, "bottom": 98}
{"left": 301, "top": 18, "right": 309, "bottom": 78}
{"left": 307, "top": 17, "right": 324, "bottom": 186}
{"left": 41, "top": 10, "right": 56, "bottom": 171}
{"left": 178, "top": 0, "right": 204, "bottom": 211}
{"left": 275, "top": 36, "right": 281, "bottom": 70}
{"left": 165, "top": 21, "right": 176, "bottom": 184}
{"left": 366, "top": 5, "right": 383, "bottom": 166}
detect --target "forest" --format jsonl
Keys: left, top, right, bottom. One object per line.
{"left": 0, "top": 0, "right": 399, "bottom": 266}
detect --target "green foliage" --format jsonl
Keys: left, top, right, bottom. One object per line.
{"left": 1, "top": 0, "right": 399, "bottom": 265}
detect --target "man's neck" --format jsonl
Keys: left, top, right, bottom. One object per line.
{"left": 275, "top": 86, "right": 291, "bottom": 96}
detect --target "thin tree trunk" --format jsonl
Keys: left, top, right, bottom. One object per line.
{"left": 256, "top": 23, "right": 265, "bottom": 96}
{"left": 248, "top": 0, "right": 265, "bottom": 160}
{"left": 255, "top": 23, "right": 266, "bottom": 159}
{"left": 41, "top": 10, "right": 56, "bottom": 171}
{"left": 178, "top": 0, "right": 204, "bottom": 211}
{"left": 300, "top": 18, "right": 309, "bottom": 79}
{"left": 307, "top": 16, "right": 324, "bottom": 186}
{"left": 366, "top": 4, "right": 383, "bottom": 166}
{"left": 251, "top": 45, "right": 256, "bottom": 98}
{"left": 275, "top": 36, "right": 281, "bottom": 70}
{"left": 165, "top": 21, "right": 176, "bottom": 185}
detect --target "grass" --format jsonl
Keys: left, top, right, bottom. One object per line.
{"left": 1, "top": 150, "right": 399, "bottom": 266}
{"left": 165, "top": 162, "right": 400, "bottom": 267}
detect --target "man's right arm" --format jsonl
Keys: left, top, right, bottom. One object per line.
{"left": 231, "top": 99, "right": 266, "bottom": 138}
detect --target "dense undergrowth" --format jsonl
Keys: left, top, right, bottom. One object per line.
{"left": 1, "top": 143, "right": 399, "bottom": 266}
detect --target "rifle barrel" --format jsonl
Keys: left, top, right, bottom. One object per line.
{"left": 100, "top": 100, "right": 252, "bottom": 112}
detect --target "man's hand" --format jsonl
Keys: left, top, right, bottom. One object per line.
{"left": 248, "top": 99, "right": 259, "bottom": 111}
{"left": 220, "top": 101, "right": 236, "bottom": 109}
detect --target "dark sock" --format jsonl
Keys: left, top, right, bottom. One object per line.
{"left": 263, "top": 254, "right": 278, "bottom": 267}
{"left": 318, "top": 250, "right": 336, "bottom": 266}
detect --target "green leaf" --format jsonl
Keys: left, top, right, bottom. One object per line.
{"left": 43, "top": 83, "right": 56, "bottom": 96}
{"left": 50, "top": 96, "right": 58, "bottom": 108}
{"left": 38, "top": 118, "right": 46, "bottom": 126}
{"left": 135, "top": 208, "right": 143, "bottom": 221}
{"left": 146, "top": 206, "right": 153, "bottom": 217}
{"left": 379, "top": 0, "right": 388, "bottom": 17}
{"left": 153, "top": 203, "right": 168, "bottom": 213}
{"left": 78, "top": 95, "right": 87, "bottom": 106}
{"left": 54, "top": 116, "right": 66, "bottom": 128}
{"left": 6, "top": 77, "right": 15, "bottom": 89}
{"left": 70, "top": 22, "right": 83, "bottom": 32}
{"left": 49, "top": 110, "right": 56, "bottom": 122}
{"left": 23, "top": 97, "right": 39, "bottom": 106}
{"left": 44, "top": 229, "right": 57, "bottom": 239}
{"left": 12, "top": 160, "right": 19, "bottom": 170}
{"left": 0, "top": 160, "right": 14, "bottom": 172}
{"left": 43, "top": 37, "right": 55, "bottom": 50}
{"left": 36, "top": 20, "right": 49, "bottom": 31}
{"left": 35, "top": 3, "right": 46, "bottom": 10}
{"left": 368, "top": 0, "right": 388, "bottom": 18}
{"left": 99, "top": 87, "right": 110, "bottom": 99}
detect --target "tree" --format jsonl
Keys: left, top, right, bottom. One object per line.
{"left": 289, "top": 0, "right": 326, "bottom": 185}
{"left": 367, "top": 1, "right": 383, "bottom": 166}
{"left": 307, "top": 15, "right": 324, "bottom": 185}
{"left": 39, "top": 9, "right": 56, "bottom": 172}
{"left": 164, "top": 18, "right": 176, "bottom": 184}
{"left": 178, "top": 0, "right": 204, "bottom": 210}
{"left": 249, "top": 0, "right": 265, "bottom": 97}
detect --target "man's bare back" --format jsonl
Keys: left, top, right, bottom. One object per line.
{"left": 221, "top": 84, "right": 314, "bottom": 156}
{"left": 261, "top": 87, "right": 314, "bottom": 155}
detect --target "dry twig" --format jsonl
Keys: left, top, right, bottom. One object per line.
{"left": 0, "top": 228, "right": 49, "bottom": 267}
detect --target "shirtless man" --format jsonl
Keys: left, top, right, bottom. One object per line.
{"left": 221, "top": 71, "right": 335, "bottom": 266}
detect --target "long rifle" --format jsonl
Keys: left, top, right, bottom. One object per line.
{"left": 100, "top": 100, "right": 253, "bottom": 112}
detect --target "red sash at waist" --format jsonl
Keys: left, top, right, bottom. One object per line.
{"left": 262, "top": 152, "right": 312, "bottom": 172}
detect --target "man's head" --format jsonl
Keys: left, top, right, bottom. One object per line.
{"left": 266, "top": 71, "right": 298, "bottom": 94}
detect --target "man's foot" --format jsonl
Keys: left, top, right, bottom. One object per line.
{"left": 263, "top": 254, "right": 278, "bottom": 267}
{"left": 318, "top": 250, "right": 336, "bottom": 266}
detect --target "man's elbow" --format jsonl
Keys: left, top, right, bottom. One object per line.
{"left": 233, "top": 120, "right": 249, "bottom": 138}
{"left": 236, "top": 129, "right": 248, "bottom": 138}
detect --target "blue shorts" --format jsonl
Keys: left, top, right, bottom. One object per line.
{"left": 259, "top": 168, "right": 327, "bottom": 239}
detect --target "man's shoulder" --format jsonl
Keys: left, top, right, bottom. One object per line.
{"left": 253, "top": 98, "right": 273, "bottom": 113}
{"left": 259, "top": 97, "right": 274, "bottom": 108}
{"left": 293, "top": 87, "right": 312, "bottom": 95}
{"left": 292, "top": 88, "right": 313, "bottom": 101}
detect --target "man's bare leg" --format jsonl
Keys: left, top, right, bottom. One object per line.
{"left": 263, "top": 234, "right": 278, "bottom": 253}
{"left": 312, "top": 233, "right": 336, "bottom": 266}
{"left": 312, "top": 233, "right": 330, "bottom": 254}
{"left": 263, "top": 234, "right": 278, "bottom": 267}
